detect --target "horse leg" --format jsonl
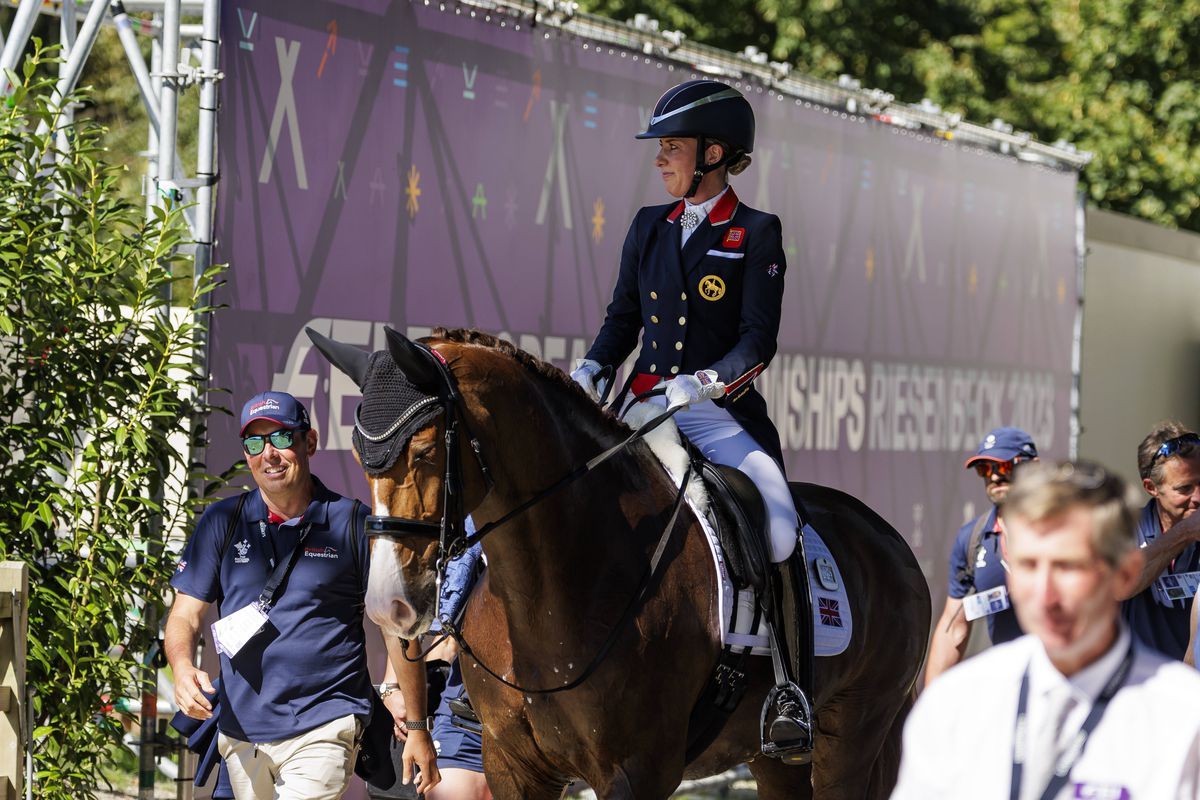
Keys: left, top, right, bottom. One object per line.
{"left": 865, "top": 689, "right": 914, "bottom": 796}
{"left": 585, "top": 755, "right": 684, "bottom": 800}
{"left": 746, "top": 758, "right": 813, "bottom": 800}
{"left": 808, "top": 694, "right": 909, "bottom": 800}
{"left": 480, "top": 744, "right": 564, "bottom": 800}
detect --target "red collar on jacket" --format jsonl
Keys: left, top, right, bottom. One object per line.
{"left": 666, "top": 187, "right": 740, "bottom": 226}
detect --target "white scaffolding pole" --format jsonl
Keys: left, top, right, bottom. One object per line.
{"left": 153, "top": 0, "right": 181, "bottom": 208}
{"left": 35, "top": 0, "right": 109, "bottom": 139}
{"left": 54, "top": 0, "right": 77, "bottom": 164}
{"left": 0, "top": 0, "right": 40, "bottom": 93}
{"left": 193, "top": 0, "right": 219, "bottom": 278}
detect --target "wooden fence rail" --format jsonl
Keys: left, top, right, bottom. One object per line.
{"left": 0, "top": 562, "right": 28, "bottom": 800}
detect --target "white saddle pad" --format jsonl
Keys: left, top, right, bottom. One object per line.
{"left": 699, "top": 514, "right": 853, "bottom": 658}
{"left": 623, "top": 403, "right": 854, "bottom": 659}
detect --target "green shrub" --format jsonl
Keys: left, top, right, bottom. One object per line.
{"left": 0, "top": 43, "right": 224, "bottom": 797}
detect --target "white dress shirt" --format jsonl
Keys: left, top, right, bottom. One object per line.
{"left": 679, "top": 185, "right": 729, "bottom": 249}
{"left": 891, "top": 627, "right": 1200, "bottom": 800}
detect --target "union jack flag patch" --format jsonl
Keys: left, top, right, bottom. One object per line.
{"left": 818, "top": 596, "right": 842, "bottom": 627}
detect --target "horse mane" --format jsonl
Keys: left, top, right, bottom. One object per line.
{"left": 426, "top": 327, "right": 631, "bottom": 442}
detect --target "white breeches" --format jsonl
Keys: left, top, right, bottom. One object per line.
{"left": 648, "top": 396, "right": 799, "bottom": 562}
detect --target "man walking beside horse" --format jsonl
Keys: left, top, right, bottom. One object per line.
{"left": 165, "top": 391, "right": 440, "bottom": 799}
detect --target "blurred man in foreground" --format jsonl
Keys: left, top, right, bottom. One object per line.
{"left": 894, "top": 461, "right": 1200, "bottom": 799}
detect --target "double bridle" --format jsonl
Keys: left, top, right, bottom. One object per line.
{"left": 361, "top": 341, "right": 693, "bottom": 693}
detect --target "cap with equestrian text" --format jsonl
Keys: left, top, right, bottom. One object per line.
{"left": 239, "top": 391, "right": 310, "bottom": 435}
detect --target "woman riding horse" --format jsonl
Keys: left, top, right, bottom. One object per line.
{"left": 570, "top": 79, "right": 811, "bottom": 759}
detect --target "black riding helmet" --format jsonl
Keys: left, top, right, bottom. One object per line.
{"left": 636, "top": 79, "right": 756, "bottom": 198}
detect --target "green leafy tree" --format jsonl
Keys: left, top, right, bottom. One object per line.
{"left": 0, "top": 45, "right": 222, "bottom": 797}
{"left": 579, "top": 0, "right": 1200, "bottom": 232}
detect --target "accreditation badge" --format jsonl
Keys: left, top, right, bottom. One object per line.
{"left": 961, "top": 585, "right": 1010, "bottom": 622}
{"left": 211, "top": 602, "right": 269, "bottom": 657}
{"left": 1072, "top": 782, "right": 1130, "bottom": 800}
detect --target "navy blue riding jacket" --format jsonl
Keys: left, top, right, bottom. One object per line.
{"left": 586, "top": 188, "right": 788, "bottom": 466}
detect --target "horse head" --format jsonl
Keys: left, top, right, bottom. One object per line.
{"left": 307, "top": 325, "right": 489, "bottom": 638}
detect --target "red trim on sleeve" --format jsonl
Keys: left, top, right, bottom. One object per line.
{"left": 723, "top": 362, "right": 764, "bottom": 396}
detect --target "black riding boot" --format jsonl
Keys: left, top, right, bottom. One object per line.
{"left": 761, "top": 534, "right": 815, "bottom": 764}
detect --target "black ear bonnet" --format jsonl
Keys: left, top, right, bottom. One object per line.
{"left": 353, "top": 350, "right": 443, "bottom": 475}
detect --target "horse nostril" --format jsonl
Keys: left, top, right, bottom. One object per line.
{"left": 390, "top": 599, "right": 416, "bottom": 627}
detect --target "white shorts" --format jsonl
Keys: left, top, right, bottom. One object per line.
{"left": 218, "top": 714, "right": 361, "bottom": 800}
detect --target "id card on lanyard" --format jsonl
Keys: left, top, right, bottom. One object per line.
{"left": 212, "top": 521, "right": 313, "bottom": 658}
{"left": 1009, "top": 641, "right": 1135, "bottom": 800}
{"left": 962, "top": 585, "right": 1011, "bottom": 621}
{"left": 1153, "top": 569, "right": 1200, "bottom": 605}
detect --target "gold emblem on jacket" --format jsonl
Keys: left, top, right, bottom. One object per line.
{"left": 699, "top": 275, "right": 725, "bottom": 301}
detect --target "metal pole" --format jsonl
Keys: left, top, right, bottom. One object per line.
{"left": 111, "top": 5, "right": 197, "bottom": 236}
{"left": 0, "top": 0, "right": 41, "bottom": 94}
{"left": 145, "top": 30, "right": 162, "bottom": 222}
{"left": 111, "top": 1, "right": 163, "bottom": 135}
{"left": 141, "top": 4, "right": 180, "bottom": 794}
{"left": 33, "top": 0, "right": 109, "bottom": 139}
{"left": 50, "top": 0, "right": 109, "bottom": 104}
{"left": 1069, "top": 191, "right": 1087, "bottom": 461}
{"left": 193, "top": 0, "right": 220, "bottom": 280}
{"left": 55, "top": 0, "right": 78, "bottom": 165}
{"left": 154, "top": 0, "right": 182, "bottom": 209}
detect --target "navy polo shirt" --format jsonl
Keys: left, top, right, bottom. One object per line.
{"left": 1121, "top": 498, "right": 1200, "bottom": 660}
{"left": 947, "top": 508, "right": 1023, "bottom": 645}
{"left": 171, "top": 477, "right": 371, "bottom": 742}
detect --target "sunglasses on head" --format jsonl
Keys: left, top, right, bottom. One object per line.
{"left": 1151, "top": 433, "right": 1200, "bottom": 465}
{"left": 242, "top": 428, "right": 305, "bottom": 456}
{"left": 972, "top": 456, "right": 1032, "bottom": 481}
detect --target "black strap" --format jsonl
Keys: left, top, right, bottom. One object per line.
{"left": 215, "top": 493, "right": 249, "bottom": 611}
{"left": 957, "top": 511, "right": 993, "bottom": 595}
{"left": 256, "top": 521, "right": 314, "bottom": 610}
{"left": 1009, "top": 639, "right": 1136, "bottom": 800}
{"left": 349, "top": 499, "right": 365, "bottom": 601}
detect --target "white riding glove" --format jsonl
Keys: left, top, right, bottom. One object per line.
{"left": 664, "top": 369, "right": 726, "bottom": 410}
{"left": 570, "top": 358, "right": 605, "bottom": 402}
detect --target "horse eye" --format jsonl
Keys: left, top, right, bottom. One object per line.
{"left": 411, "top": 444, "right": 435, "bottom": 464}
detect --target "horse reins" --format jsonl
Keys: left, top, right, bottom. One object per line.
{"left": 367, "top": 342, "right": 699, "bottom": 692}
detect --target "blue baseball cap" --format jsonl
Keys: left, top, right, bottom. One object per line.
{"left": 964, "top": 426, "right": 1038, "bottom": 468}
{"left": 239, "top": 391, "right": 310, "bottom": 436}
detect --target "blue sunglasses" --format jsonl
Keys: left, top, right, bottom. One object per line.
{"left": 1151, "top": 433, "right": 1200, "bottom": 466}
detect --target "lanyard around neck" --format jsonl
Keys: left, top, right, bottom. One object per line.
{"left": 1009, "top": 639, "right": 1135, "bottom": 800}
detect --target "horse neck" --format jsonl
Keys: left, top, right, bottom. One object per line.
{"left": 465, "top": 383, "right": 651, "bottom": 639}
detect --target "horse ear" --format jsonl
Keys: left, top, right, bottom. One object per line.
{"left": 384, "top": 326, "right": 441, "bottom": 388}
{"left": 305, "top": 327, "right": 369, "bottom": 388}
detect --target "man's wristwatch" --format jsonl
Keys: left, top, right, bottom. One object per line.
{"left": 403, "top": 717, "right": 433, "bottom": 731}
{"left": 377, "top": 681, "right": 400, "bottom": 699}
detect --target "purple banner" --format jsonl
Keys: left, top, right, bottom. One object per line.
{"left": 215, "top": 0, "right": 1079, "bottom": 593}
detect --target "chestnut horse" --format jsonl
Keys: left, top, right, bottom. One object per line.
{"left": 310, "top": 326, "right": 930, "bottom": 800}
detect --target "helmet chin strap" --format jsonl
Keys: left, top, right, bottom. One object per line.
{"left": 685, "top": 136, "right": 731, "bottom": 199}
